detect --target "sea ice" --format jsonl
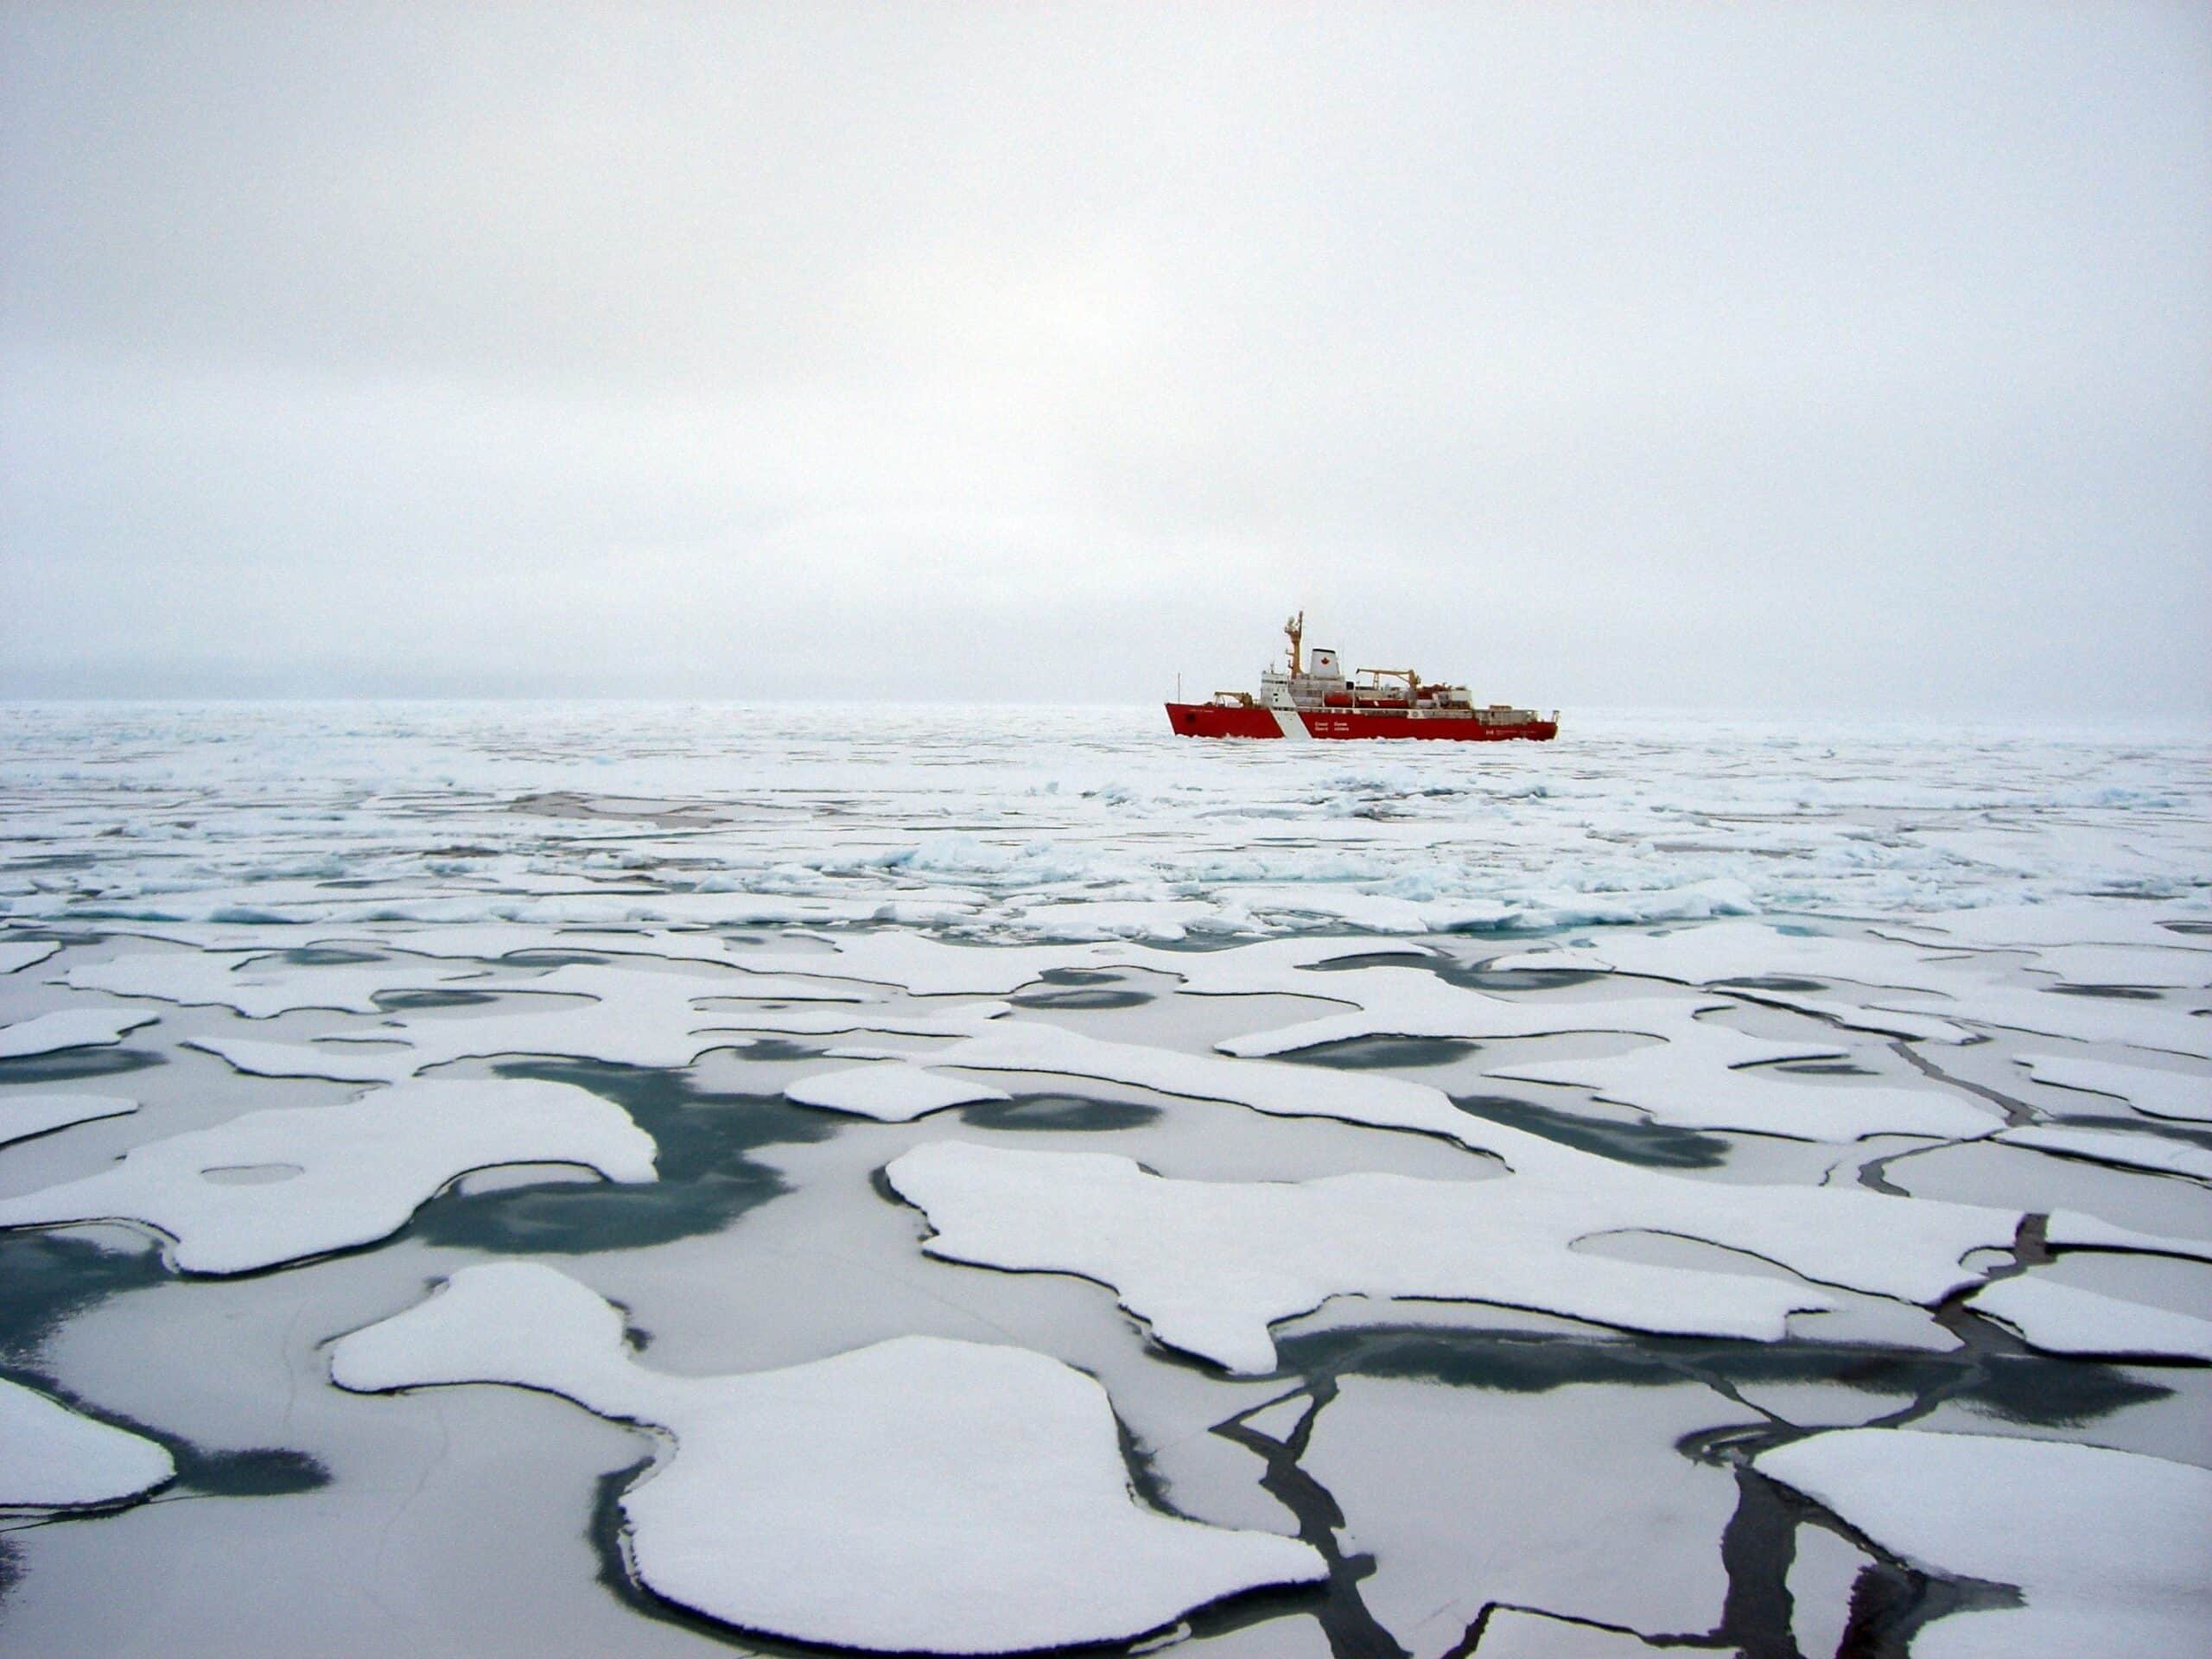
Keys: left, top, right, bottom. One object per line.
{"left": 921, "top": 1017, "right": 1528, "bottom": 1149}
{"left": 1300, "top": 1376, "right": 1739, "bottom": 1646}
{"left": 906, "top": 1024, "right": 2053, "bottom": 1313}
{"left": 329, "top": 1262, "right": 1325, "bottom": 1652}
{"left": 2014, "top": 1052, "right": 2212, "bottom": 1123}
{"left": 2018, "top": 943, "right": 2212, "bottom": 989}
{"left": 1753, "top": 1427, "right": 2212, "bottom": 1659}
{"left": 1487, "top": 918, "right": 1960, "bottom": 993}
{"left": 888, "top": 1141, "right": 1842, "bottom": 1373}
{"left": 1996, "top": 1123, "right": 2212, "bottom": 1183}
{"left": 1465, "top": 1609, "right": 1667, "bottom": 1656}
{"left": 0, "top": 939, "right": 61, "bottom": 975}
{"left": 0, "top": 1008, "right": 157, "bottom": 1060}
{"left": 183, "top": 1034, "right": 418, "bottom": 1084}
{"left": 1214, "top": 968, "right": 1704, "bottom": 1057}
{"left": 0, "top": 1079, "right": 657, "bottom": 1274}
{"left": 56, "top": 949, "right": 490, "bottom": 1017}
{"left": 0, "top": 1094, "right": 137, "bottom": 1147}
{"left": 1710, "top": 986, "right": 1980, "bottom": 1044}
{"left": 0, "top": 1376, "right": 174, "bottom": 1509}
{"left": 1872, "top": 985, "right": 2212, "bottom": 1058}
{"left": 1874, "top": 901, "right": 2210, "bottom": 954}
{"left": 1485, "top": 1019, "right": 2002, "bottom": 1141}
{"left": 1009, "top": 897, "right": 1231, "bottom": 941}
{"left": 1965, "top": 1274, "right": 2212, "bottom": 1363}
{"left": 1135, "top": 936, "right": 1438, "bottom": 999}
{"left": 315, "top": 964, "right": 759, "bottom": 1073}
{"left": 720, "top": 932, "right": 1116, "bottom": 995}
{"left": 783, "top": 1063, "right": 1010, "bottom": 1122}
{"left": 319, "top": 961, "right": 995, "bottom": 1074}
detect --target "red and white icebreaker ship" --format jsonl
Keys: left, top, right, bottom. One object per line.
{"left": 1167, "top": 614, "right": 1559, "bottom": 742}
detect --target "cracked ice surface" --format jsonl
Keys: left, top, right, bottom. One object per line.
{"left": 885, "top": 1137, "right": 2052, "bottom": 1372}
{"left": 1754, "top": 1428, "right": 2212, "bottom": 1659}
{"left": 1301, "top": 1376, "right": 1739, "bottom": 1646}
{"left": 0, "top": 1376, "right": 174, "bottom": 1509}
{"left": 2, "top": 705, "right": 2209, "bottom": 1658}
{"left": 330, "top": 1262, "right": 1325, "bottom": 1653}
{"left": 0, "top": 1080, "right": 656, "bottom": 1273}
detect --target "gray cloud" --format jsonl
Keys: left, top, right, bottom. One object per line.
{"left": 5, "top": 3, "right": 2209, "bottom": 715}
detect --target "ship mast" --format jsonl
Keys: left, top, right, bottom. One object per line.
{"left": 1283, "top": 611, "right": 1304, "bottom": 677}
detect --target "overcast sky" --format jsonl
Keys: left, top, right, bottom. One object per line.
{"left": 3, "top": 3, "right": 2207, "bottom": 716}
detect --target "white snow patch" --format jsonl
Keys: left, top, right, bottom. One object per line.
{"left": 315, "top": 963, "right": 765, "bottom": 1072}
{"left": 1998, "top": 1123, "right": 2212, "bottom": 1183}
{"left": 1875, "top": 985, "right": 2212, "bottom": 1059}
{"left": 2021, "top": 943, "right": 2212, "bottom": 989}
{"left": 1754, "top": 1427, "right": 2212, "bottom": 1659}
{"left": 0, "top": 1079, "right": 656, "bottom": 1274}
{"left": 57, "top": 950, "right": 489, "bottom": 1017}
{"left": 313, "top": 961, "right": 999, "bottom": 1075}
{"left": 887, "top": 1141, "right": 1840, "bottom": 1373}
{"left": 0, "top": 1376, "right": 174, "bottom": 1509}
{"left": 1486, "top": 1019, "right": 2002, "bottom": 1142}
{"left": 0, "top": 1008, "right": 157, "bottom": 1059}
{"left": 1216, "top": 969, "right": 1704, "bottom": 1057}
{"left": 1139, "top": 937, "right": 1440, "bottom": 999}
{"left": 0, "top": 1094, "right": 137, "bottom": 1147}
{"left": 1730, "top": 988, "right": 1979, "bottom": 1044}
{"left": 911, "top": 1023, "right": 2051, "bottom": 1314}
{"left": 0, "top": 939, "right": 61, "bottom": 975}
{"left": 183, "top": 1034, "right": 416, "bottom": 1084}
{"left": 1966, "top": 1275, "right": 2212, "bottom": 1362}
{"left": 1875, "top": 902, "right": 2212, "bottom": 953}
{"left": 720, "top": 932, "right": 1115, "bottom": 995}
{"left": 2015, "top": 1052, "right": 2212, "bottom": 1123}
{"left": 784, "top": 1064, "right": 1010, "bottom": 1122}
{"left": 329, "top": 1262, "right": 1325, "bottom": 1652}
{"left": 1489, "top": 919, "right": 1960, "bottom": 993}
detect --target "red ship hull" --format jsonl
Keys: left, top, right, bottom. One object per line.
{"left": 1166, "top": 702, "right": 1559, "bottom": 741}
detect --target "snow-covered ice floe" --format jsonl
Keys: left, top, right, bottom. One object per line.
{"left": 0, "top": 1094, "right": 137, "bottom": 1147}
{"left": 330, "top": 1262, "right": 1324, "bottom": 1652}
{"left": 1479, "top": 1014, "right": 2001, "bottom": 1141}
{"left": 54, "top": 949, "right": 493, "bottom": 1017}
{"left": 1964, "top": 1274, "right": 2212, "bottom": 1362}
{"left": 0, "top": 1080, "right": 656, "bottom": 1273}
{"left": 0, "top": 940, "right": 61, "bottom": 976}
{"left": 1754, "top": 1427, "right": 2212, "bottom": 1659}
{"left": 885, "top": 1138, "right": 2045, "bottom": 1373}
{"left": 2014, "top": 1052, "right": 2212, "bottom": 1123}
{"left": 0, "top": 1008, "right": 157, "bottom": 1059}
{"left": 0, "top": 1376, "right": 174, "bottom": 1510}
{"left": 783, "top": 1062, "right": 1010, "bottom": 1122}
